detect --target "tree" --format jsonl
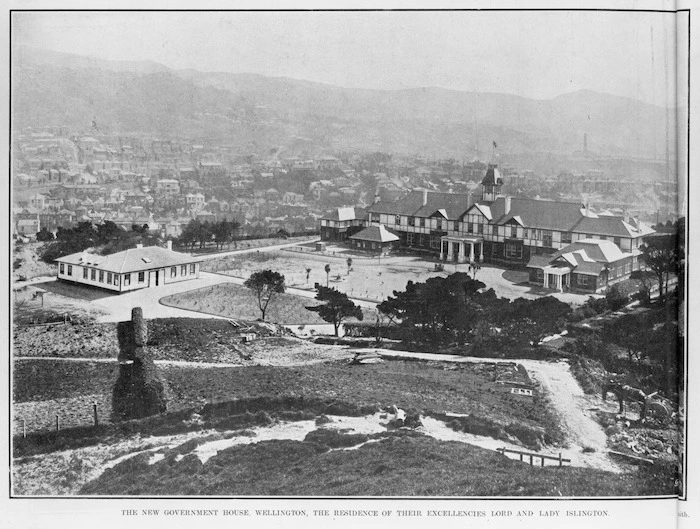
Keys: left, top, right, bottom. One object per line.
{"left": 602, "top": 313, "right": 653, "bottom": 366}
{"left": 378, "top": 273, "right": 486, "bottom": 344}
{"left": 639, "top": 234, "right": 679, "bottom": 303}
{"left": 36, "top": 228, "right": 55, "bottom": 242}
{"left": 605, "top": 284, "right": 629, "bottom": 311}
{"left": 244, "top": 270, "right": 286, "bottom": 321}
{"left": 305, "top": 267, "right": 312, "bottom": 284}
{"left": 324, "top": 264, "right": 331, "bottom": 287}
{"left": 211, "top": 218, "right": 240, "bottom": 250}
{"left": 346, "top": 257, "right": 353, "bottom": 276}
{"left": 306, "top": 286, "right": 363, "bottom": 336}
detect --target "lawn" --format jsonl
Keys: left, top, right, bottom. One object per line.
{"left": 160, "top": 283, "right": 371, "bottom": 325}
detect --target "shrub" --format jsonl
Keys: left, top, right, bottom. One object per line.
{"left": 605, "top": 285, "right": 629, "bottom": 311}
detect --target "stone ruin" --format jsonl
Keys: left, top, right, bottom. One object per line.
{"left": 112, "top": 307, "right": 168, "bottom": 421}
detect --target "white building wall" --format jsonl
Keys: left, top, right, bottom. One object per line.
{"left": 57, "top": 262, "right": 200, "bottom": 292}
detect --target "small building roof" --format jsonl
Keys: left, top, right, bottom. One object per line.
{"left": 322, "top": 207, "right": 368, "bottom": 222}
{"left": 349, "top": 225, "right": 400, "bottom": 243}
{"left": 55, "top": 246, "right": 196, "bottom": 274}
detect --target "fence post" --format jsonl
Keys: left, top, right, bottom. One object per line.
{"left": 519, "top": 454, "right": 523, "bottom": 462}
{"left": 529, "top": 455, "right": 533, "bottom": 466}
{"left": 541, "top": 457, "right": 545, "bottom": 467}
{"left": 93, "top": 402, "right": 99, "bottom": 427}
{"left": 22, "top": 419, "right": 26, "bottom": 438}
{"left": 559, "top": 453, "right": 563, "bottom": 467}
{"left": 55, "top": 414, "right": 59, "bottom": 432}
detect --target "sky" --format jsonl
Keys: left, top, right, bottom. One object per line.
{"left": 11, "top": 10, "right": 684, "bottom": 107}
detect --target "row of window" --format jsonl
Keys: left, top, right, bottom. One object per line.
{"left": 405, "top": 233, "right": 442, "bottom": 249}
{"left": 60, "top": 264, "right": 196, "bottom": 287}
{"left": 536, "top": 269, "right": 590, "bottom": 287}
{"left": 374, "top": 215, "right": 626, "bottom": 248}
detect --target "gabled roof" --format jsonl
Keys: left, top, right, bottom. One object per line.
{"left": 489, "top": 197, "right": 585, "bottom": 232}
{"left": 55, "top": 246, "right": 196, "bottom": 273}
{"left": 572, "top": 215, "right": 655, "bottom": 238}
{"left": 368, "top": 190, "right": 471, "bottom": 220}
{"left": 550, "top": 238, "right": 630, "bottom": 264}
{"left": 527, "top": 238, "right": 631, "bottom": 276}
{"left": 349, "top": 225, "right": 400, "bottom": 243}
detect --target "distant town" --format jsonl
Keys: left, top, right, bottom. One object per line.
{"left": 12, "top": 125, "right": 679, "bottom": 245}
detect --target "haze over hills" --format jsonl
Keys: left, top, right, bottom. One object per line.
{"left": 13, "top": 46, "right": 677, "bottom": 162}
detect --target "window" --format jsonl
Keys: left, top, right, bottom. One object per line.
{"left": 83, "top": 267, "right": 88, "bottom": 279}
{"left": 171, "top": 267, "right": 177, "bottom": 278}
{"left": 408, "top": 217, "right": 415, "bottom": 227}
{"left": 577, "top": 275, "right": 588, "bottom": 286}
{"left": 190, "top": 264, "right": 196, "bottom": 274}
{"left": 407, "top": 232, "right": 415, "bottom": 246}
{"left": 523, "top": 228, "right": 529, "bottom": 238}
{"left": 107, "top": 273, "right": 112, "bottom": 285}
{"left": 114, "top": 276, "right": 120, "bottom": 287}
{"left": 99, "top": 271, "right": 104, "bottom": 283}
{"left": 543, "top": 231, "right": 553, "bottom": 247}
{"left": 395, "top": 215, "right": 401, "bottom": 225}
{"left": 60, "top": 263, "right": 65, "bottom": 274}
{"left": 430, "top": 237, "right": 440, "bottom": 249}
{"left": 491, "top": 244, "right": 498, "bottom": 256}
{"left": 536, "top": 269, "right": 544, "bottom": 281}
{"left": 372, "top": 242, "right": 376, "bottom": 249}
{"left": 181, "top": 265, "right": 187, "bottom": 276}
{"left": 91, "top": 269, "right": 96, "bottom": 281}
{"left": 511, "top": 225, "right": 517, "bottom": 238}
{"left": 138, "top": 272, "right": 145, "bottom": 283}
{"left": 562, "top": 232, "right": 572, "bottom": 244}
{"left": 370, "top": 213, "right": 380, "bottom": 223}
{"left": 436, "top": 219, "right": 442, "bottom": 230}
{"left": 468, "top": 222, "right": 473, "bottom": 233}
{"left": 124, "top": 274, "right": 131, "bottom": 286}
{"left": 67, "top": 265, "right": 72, "bottom": 276}
{"left": 419, "top": 218, "right": 425, "bottom": 228}
{"left": 478, "top": 223, "right": 483, "bottom": 234}
{"left": 505, "top": 243, "right": 518, "bottom": 259}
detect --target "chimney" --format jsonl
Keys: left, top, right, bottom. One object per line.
{"left": 136, "top": 243, "right": 144, "bottom": 249}
{"left": 505, "top": 196, "right": 511, "bottom": 215}
{"left": 374, "top": 194, "right": 380, "bottom": 204}
{"left": 422, "top": 189, "right": 428, "bottom": 206}
{"left": 166, "top": 240, "right": 173, "bottom": 251}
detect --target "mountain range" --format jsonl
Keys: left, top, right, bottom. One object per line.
{"left": 12, "top": 46, "right": 677, "bottom": 162}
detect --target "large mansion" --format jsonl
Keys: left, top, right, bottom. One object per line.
{"left": 320, "top": 165, "right": 654, "bottom": 289}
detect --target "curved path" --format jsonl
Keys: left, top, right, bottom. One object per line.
{"left": 353, "top": 348, "right": 621, "bottom": 472}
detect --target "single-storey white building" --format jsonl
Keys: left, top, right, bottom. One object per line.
{"left": 55, "top": 243, "right": 200, "bottom": 292}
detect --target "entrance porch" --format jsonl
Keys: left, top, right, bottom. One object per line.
{"left": 542, "top": 266, "right": 571, "bottom": 292}
{"left": 440, "top": 235, "right": 484, "bottom": 263}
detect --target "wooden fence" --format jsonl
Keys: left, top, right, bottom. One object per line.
{"left": 497, "top": 447, "right": 571, "bottom": 467}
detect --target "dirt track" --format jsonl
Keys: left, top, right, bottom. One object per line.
{"left": 363, "top": 348, "right": 622, "bottom": 472}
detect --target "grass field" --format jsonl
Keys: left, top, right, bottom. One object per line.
{"left": 13, "top": 355, "right": 561, "bottom": 448}
{"left": 78, "top": 434, "right": 675, "bottom": 496}
{"left": 160, "top": 283, "right": 372, "bottom": 325}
